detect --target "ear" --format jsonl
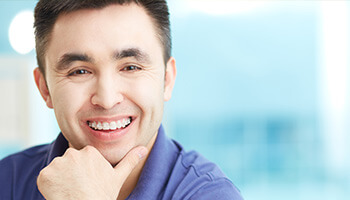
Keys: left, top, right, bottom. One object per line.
{"left": 164, "top": 57, "right": 177, "bottom": 101}
{"left": 34, "top": 67, "right": 53, "bottom": 108}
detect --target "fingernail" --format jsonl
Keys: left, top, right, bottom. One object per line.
{"left": 138, "top": 147, "right": 148, "bottom": 160}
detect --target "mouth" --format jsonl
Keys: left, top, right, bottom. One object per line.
{"left": 87, "top": 117, "right": 133, "bottom": 132}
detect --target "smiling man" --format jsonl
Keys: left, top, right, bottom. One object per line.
{"left": 0, "top": 0, "right": 243, "bottom": 199}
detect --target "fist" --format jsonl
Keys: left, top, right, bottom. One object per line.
{"left": 37, "top": 145, "right": 147, "bottom": 200}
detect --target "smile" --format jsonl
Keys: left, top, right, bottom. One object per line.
{"left": 88, "top": 117, "right": 132, "bottom": 131}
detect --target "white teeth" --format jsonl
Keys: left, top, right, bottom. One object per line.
{"left": 110, "top": 121, "right": 117, "bottom": 130}
{"left": 102, "top": 122, "right": 109, "bottom": 130}
{"left": 117, "top": 121, "right": 122, "bottom": 129}
{"left": 97, "top": 122, "right": 102, "bottom": 130}
{"left": 88, "top": 117, "right": 132, "bottom": 131}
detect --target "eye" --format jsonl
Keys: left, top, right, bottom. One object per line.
{"left": 68, "top": 69, "right": 91, "bottom": 76}
{"left": 122, "top": 65, "right": 142, "bottom": 71}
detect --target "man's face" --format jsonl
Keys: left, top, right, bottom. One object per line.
{"left": 34, "top": 4, "right": 176, "bottom": 165}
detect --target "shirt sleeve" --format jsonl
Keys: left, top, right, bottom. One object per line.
{"left": 0, "top": 156, "right": 14, "bottom": 200}
{"left": 188, "top": 178, "right": 244, "bottom": 200}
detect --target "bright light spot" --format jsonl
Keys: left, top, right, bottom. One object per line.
{"left": 319, "top": 1, "right": 349, "bottom": 174}
{"left": 187, "top": 0, "right": 268, "bottom": 16}
{"left": 8, "top": 11, "right": 35, "bottom": 55}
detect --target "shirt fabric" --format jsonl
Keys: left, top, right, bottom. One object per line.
{"left": 0, "top": 125, "right": 243, "bottom": 200}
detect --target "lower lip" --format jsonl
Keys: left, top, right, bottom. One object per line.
{"left": 84, "top": 119, "right": 134, "bottom": 141}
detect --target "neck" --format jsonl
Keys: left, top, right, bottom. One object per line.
{"left": 117, "top": 132, "right": 158, "bottom": 200}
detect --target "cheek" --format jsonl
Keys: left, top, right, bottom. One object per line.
{"left": 50, "top": 83, "right": 90, "bottom": 120}
{"left": 128, "top": 77, "right": 164, "bottom": 108}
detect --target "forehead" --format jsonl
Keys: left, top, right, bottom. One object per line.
{"left": 46, "top": 3, "right": 163, "bottom": 66}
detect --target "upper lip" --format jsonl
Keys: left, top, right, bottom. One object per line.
{"left": 84, "top": 116, "right": 134, "bottom": 123}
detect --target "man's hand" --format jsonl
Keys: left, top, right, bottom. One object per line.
{"left": 37, "top": 145, "right": 148, "bottom": 200}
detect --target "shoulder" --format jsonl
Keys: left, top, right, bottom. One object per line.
{"left": 0, "top": 144, "right": 50, "bottom": 199}
{"left": 0, "top": 144, "right": 50, "bottom": 167}
{"left": 0, "top": 144, "right": 50, "bottom": 185}
{"left": 168, "top": 147, "right": 243, "bottom": 200}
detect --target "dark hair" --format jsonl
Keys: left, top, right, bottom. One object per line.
{"left": 34, "top": 0, "right": 171, "bottom": 75}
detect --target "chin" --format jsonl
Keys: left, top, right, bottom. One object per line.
{"left": 99, "top": 147, "right": 129, "bottom": 166}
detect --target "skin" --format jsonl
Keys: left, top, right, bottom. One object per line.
{"left": 34, "top": 3, "right": 176, "bottom": 199}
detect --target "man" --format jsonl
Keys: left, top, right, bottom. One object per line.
{"left": 0, "top": 0, "right": 243, "bottom": 199}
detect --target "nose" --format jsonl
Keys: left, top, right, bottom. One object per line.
{"left": 91, "top": 75, "right": 124, "bottom": 110}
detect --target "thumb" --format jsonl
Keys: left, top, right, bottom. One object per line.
{"left": 113, "top": 146, "right": 148, "bottom": 183}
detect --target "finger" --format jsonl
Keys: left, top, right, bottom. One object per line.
{"left": 113, "top": 146, "right": 148, "bottom": 183}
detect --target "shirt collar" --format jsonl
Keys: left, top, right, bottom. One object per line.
{"left": 46, "top": 133, "right": 69, "bottom": 165}
{"left": 127, "top": 124, "right": 180, "bottom": 199}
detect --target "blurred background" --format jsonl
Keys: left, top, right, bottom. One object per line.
{"left": 0, "top": 0, "right": 350, "bottom": 199}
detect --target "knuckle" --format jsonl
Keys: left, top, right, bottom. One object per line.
{"left": 82, "top": 146, "right": 102, "bottom": 158}
{"left": 82, "top": 145, "right": 100, "bottom": 157}
{"left": 48, "top": 157, "right": 61, "bottom": 168}
{"left": 64, "top": 148, "right": 79, "bottom": 160}
{"left": 37, "top": 167, "right": 51, "bottom": 185}
{"left": 37, "top": 169, "right": 45, "bottom": 180}
{"left": 65, "top": 147, "right": 78, "bottom": 155}
{"left": 83, "top": 145, "right": 96, "bottom": 153}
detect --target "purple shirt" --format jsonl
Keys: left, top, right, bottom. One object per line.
{"left": 0, "top": 125, "right": 243, "bottom": 199}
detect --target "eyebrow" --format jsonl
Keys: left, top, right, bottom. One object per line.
{"left": 113, "top": 48, "right": 151, "bottom": 64}
{"left": 56, "top": 53, "right": 94, "bottom": 71}
{"left": 55, "top": 48, "right": 151, "bottom": 71}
